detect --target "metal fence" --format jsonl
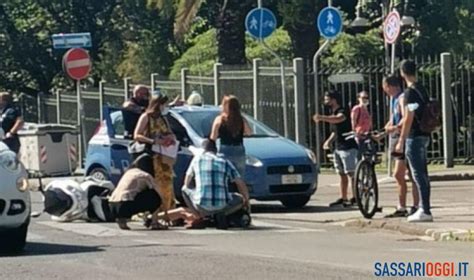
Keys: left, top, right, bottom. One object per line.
{"left": 22, "top": 53, "right": 473, "bottom": 165}
{"left": 308, "top": 54, "right": 473, "bottom": 165}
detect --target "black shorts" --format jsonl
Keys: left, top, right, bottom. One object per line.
{"left": 389, "top": 136, "right": 405, "bottom": 160}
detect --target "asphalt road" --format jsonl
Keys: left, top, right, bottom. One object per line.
{"left": 1, "top": 188, "right": 473, "bottom": 280}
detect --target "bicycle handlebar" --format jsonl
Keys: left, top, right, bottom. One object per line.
{"left": 342, "top": 130, "right": 386, "bottom": 141}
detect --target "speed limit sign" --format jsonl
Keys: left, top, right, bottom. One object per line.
{"left": 384, "top": 11, "right": 401, "bottom": 44}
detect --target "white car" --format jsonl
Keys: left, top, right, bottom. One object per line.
{"left": 0, "top": 141, "right": 30, "bottom": 252}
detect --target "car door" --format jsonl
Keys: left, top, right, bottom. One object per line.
{"left": 103, "top": 107, "right": 133, "bottom": 182}
{"left": 165, "top": 113, "right": 194, "bottom": 200}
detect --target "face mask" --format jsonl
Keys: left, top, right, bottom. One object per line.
{"left": 136, "top": 98, "right": 149, "bottom": 107}
{"left": 161, "top": 107, "right": 169, "bottom": 115}
{"left": 362, "top": 100, "right": 369, "bottom": 106}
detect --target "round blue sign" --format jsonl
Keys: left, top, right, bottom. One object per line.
{"left": 245, "top": 8, "right": 277, "bottom": 40}
{"left": 317, "top": 7, "right": 343, "bottom": 40}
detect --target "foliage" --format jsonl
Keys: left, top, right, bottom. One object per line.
{"left": 169, "top": 29, "right": 217, "bottom": 79}
{"left": 322, "top": 29, "right": 384, "bottom": 68}
{"left": 245, "top": 29, "right": 293, "bottom": 63}
{"left": 169, "top": 28, "right": 293, "bottom": 79}
{"left": 0, "top": 0, "right": 176, "bottom": 94}
{"left": 0, "top": 0, "right": 472, "bottom": 96}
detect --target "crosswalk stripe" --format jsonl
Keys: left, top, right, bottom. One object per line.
{"left": 27, "top": 232, "right": 45, "bottom": 241}
{"left": 37, "top": 221, "right": 145, "bottom": 237}
{"left": 35, "top": 220, "right": 325, "bottom": 237}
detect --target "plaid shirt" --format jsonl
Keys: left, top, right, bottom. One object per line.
{"left": 186, "top": 152, "right": 240, "bottom": 210}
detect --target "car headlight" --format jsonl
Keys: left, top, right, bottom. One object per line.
{"left": 0, "top": 150, "right": 20, "bottom": 173}
{"left": 305, "top": 148, "right": 317, "bottom": 164}
{"left": 17, "top": 177, "right": 29, "bottom": 192}
{"left": 246, "top": 155, "right": 263, "bottom": 167}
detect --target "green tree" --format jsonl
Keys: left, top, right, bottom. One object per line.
{"left": 169, "top": 28, "right": 293, "bottom": 79}
{"left": 148, "top": 0, "right": 255, "bottom": 65}
{"left": 322, "top": 28, "right": 384, "bottom": 68}
{"left": 277, "top": 0, "right": 321, "bottom": 64}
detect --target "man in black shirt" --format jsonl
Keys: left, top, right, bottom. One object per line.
{"left": 0, "top": 92, "right": 23, "bottom": 153}
{"left": 395, "top": 60, "right": 433, "bottom": 222}
{"left": 122, "top": 85, "right": 150, "bottom": 138}
{"left": 313, "top": 90, "right": 358, "bottom": 207}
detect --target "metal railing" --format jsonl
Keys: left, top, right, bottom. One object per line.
{"left": 21, "top": 53, "right": 473, "bottom": 165}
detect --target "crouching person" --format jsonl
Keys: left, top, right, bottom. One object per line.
{"left": 109, "top": 154, "right": 163, "bottom": 230}
{"left": 181, "top": 139, "right": 250, "bottom": 229}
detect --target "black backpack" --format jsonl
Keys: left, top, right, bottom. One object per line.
{"left": 412, "top": 86, "right": 441, "bottom": 133}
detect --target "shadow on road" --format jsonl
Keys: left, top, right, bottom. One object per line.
{"left": 0, "top": 242, "right": 107, "bottom": 257}
{"left": 250, "top": 203, "right": 358, "bottom": 214}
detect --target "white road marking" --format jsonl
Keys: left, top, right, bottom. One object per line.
{"left": 27, "top": 232, "right": 45, "bottom": 241}
{"left": 166, "top": 220, "right": 326, "bottom": 235}
{"left": 37, "top": 221, "right": 145, "bottom": 237}
{"left": 392, "top": 248, "right": 429, "bottom": 252}
{"left": 36, "top": 219, "right": 325, "bottom": 237}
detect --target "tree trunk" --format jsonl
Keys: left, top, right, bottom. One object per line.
{"left": 215, "top": 0, "right": 254, "bottom": 65}
{"left": 280, "top": 1, "right": 321, "bottom": 68}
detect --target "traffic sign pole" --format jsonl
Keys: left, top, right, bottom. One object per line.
{"left": 246, "top": 3, "right": 289, "bottom": 137}
{"left": 313, "top": 40, "right": 330, "bottom": 165}
{"left": 62, "top": 48, "right": 91, "bottom": 168}
{"left": 261, "top": 40, "right": 288, "bottom": 137}
{"left": 384, "top": 10, "right": 401, "bottom": 177}
{"left": 313, "top": 4, "right": 343, "bottom": 165}
{"left": 76, "top": 80, "right": 86, "bottom": 167}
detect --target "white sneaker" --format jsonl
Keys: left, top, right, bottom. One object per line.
{"left": 407, "top": 208, "right": 433, "bottom": 222}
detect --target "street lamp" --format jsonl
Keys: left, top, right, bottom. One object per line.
{"left": 351, "top": 0, "right": 370, "bottom": 28}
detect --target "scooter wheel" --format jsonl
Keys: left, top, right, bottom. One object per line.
{"left": 239, "top": 213, "right": 252, "bottom": 228}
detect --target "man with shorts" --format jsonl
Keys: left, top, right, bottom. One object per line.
{"left": 383, "top": 75, "right": 420, "bottom": 218}
{"left": 313, "top": 90, "right": 358, "bottom": 207}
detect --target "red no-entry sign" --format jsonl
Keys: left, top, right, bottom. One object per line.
{"left": 63, "top": 48, "right": 91, "bottom": 80}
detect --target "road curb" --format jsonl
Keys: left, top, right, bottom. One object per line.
{"left": 327, "top": 173, "right": 474, "bottom": 187}
{"left": 429, "top": 173, "right": 474, "bottom": 182}
{"left": 343, "top": 219, "right": 474, "bottom": 242}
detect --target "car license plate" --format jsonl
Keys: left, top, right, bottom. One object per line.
{"left": 281, "top": 174, "right": 303, "bottom": 185}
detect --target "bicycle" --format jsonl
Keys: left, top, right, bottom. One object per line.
{"left": 344, "top": 130, "right": 385, "bottom": 219}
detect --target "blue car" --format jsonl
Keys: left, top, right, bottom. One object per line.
{"left": 85, "top": 105, "right": 318, "bottom": 208}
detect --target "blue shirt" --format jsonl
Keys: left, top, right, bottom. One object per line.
{"left": 391, "top": 92, "right": 404, "bottom": 126}
{"left": 186, "top": 152, "right": 240, "bottom": 210}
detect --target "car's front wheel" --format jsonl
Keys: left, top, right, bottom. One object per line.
{"left": 280, "top": 195, "right": 311, "bottom": 209}
{"left": 0, "top": 220, "right": 29, "bottom": 253}
{"left": 88, "top": 167, "right": 109, "bottom": 181}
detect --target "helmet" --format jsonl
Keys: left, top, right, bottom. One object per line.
{"left": 187, "top": 91, "right": 203, "bottom": 106}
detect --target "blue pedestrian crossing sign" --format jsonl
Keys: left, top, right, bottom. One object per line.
{"left": 317, "top": 7, "right": 343, "bottom": 40}
{"left": 245, "top": 8, "right": 277, "bottom": 40}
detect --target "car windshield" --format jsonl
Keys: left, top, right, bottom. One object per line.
{"left": 110, "top": 110, "right": 125, "bottom": 137}
{"left": 179, "top": 111, "right": 279, "bottom": 138}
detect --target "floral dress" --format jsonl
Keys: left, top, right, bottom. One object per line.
{"left": 148, "top": 115, "right": 176, "bottom": 211}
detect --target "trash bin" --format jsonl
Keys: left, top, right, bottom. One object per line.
{"left": 18, "top": 123, "right": 79, "bottom": 176}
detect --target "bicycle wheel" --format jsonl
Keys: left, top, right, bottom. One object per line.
{"left": 354, "top": 159, "right": 379, "bottom": 218}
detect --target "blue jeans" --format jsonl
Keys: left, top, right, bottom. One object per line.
{"left": 405, "top": 136, "right": 431, "bottom": 215}
{"left": 218, "top": 144, "right": 246, "bottom": 178}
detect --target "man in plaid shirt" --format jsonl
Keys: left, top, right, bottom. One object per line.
{"left": 182, "top": 139, "right": 249, "bottom": 228}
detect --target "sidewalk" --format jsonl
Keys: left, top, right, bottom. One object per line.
{"left": 320, "top": 168, "right": 474, "bottom": 241}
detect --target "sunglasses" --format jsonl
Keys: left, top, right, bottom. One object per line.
{"left": 360, "top": 96, "right": 369, "bottom": 100}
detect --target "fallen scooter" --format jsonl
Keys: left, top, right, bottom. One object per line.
{"left": 41, "top": 177, "right": 115, "bottom": 222}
